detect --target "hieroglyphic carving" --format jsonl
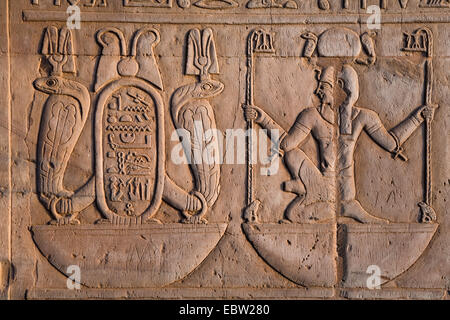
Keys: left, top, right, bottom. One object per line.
{"left": 171, "top": 28, "right": 223, "bottom": 224}
{"left": 94, "top": 28, "right": 163, "bottom": 224}
{"left": 194, "top": 0, "right": 239, "bottom": 9}
{"left": 356, "top": 31, "right": 377, "bottom": 66}
{"left": 100, "top": 85, "right": 159, "bottom": 219}
{"left": 248, "top": 27, "right": 430, "bottom": 224}
{"left": 402, "top": 27, "right": 438, "bottom": 223}
{"left": 30, "top": 25, "right": 228, "bottom": 289}
{"left": 94, "top": 27, "right": 206, "bottom": 225}
{"left": 246, "top": 0, "right": 297, "bottom": 9}
{"left": 301, "top": 32, "right": 318, "bottom": 60}
{"left": 242, "top": 26, "right": 439, "bottom": 288}
{"left": 318, "top": 0, "right": 330, "bottom": 10}
{"left": 317, "top": 28, "right": 361, "bottom": 57}
{"left": 32, "top": 0, "right": 108, "bottom": 6}
{"left": 34, "top": 26, "right": 95, "bottom": 225}
{"left": 301, "top": 28, "right": 377, "bottom": 66}
{"left": 123, "top": 0, "right": 172, "bottom": 7}
{"left": 84, "top": 0, "right": 107, "bottom": 7}
{"left": 419, "top": 0, "right": 449, "bottom": 7}
{"left": 360, "top": 0, "right": 387, "bottom": 9}
{"left": 321, "top": 0, "right": 395, "bottom": 10}
{"left": 95, "top": 27, "right": 163, "bottom": 91}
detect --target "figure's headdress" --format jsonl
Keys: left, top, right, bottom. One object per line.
{"left": 317, "top": 66, "right": 336, "bottom": 88}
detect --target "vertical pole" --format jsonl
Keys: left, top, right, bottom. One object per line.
{"left": 246, "top": 33, "right": 255, "bottom": 207}
{"left": 424, "top": 58, "right": 433, "bottom": 206}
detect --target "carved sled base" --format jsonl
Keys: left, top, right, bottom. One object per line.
{"left": 242, "top": 223, "right": 337, "bottom": 287}
{"left": 31, "top": 223, "right": 227, "bottom": 288}
{"left": 339, "top": 222, "right": 438, "bottom": 288}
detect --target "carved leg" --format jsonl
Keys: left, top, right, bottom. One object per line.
{"left": 284, "top": 198, "right": 335, "bottom": 224}
{"left": 341, "top": 199, "right": 389, "bottom": 224}
{"left": 282, "top": 149, "right": 334, "bottom": 223}
{"left": 283, "top": 148, "right": 308, "bottom": 196}
{"left": 339, "top": 168, "right": 389, "bottom": 223}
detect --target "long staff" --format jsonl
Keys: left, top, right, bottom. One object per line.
{"left": 245, "top": 29, "right": 275, "bottom": 207}
{"left": 402, "top": 27, "right": 438, "bottom": 222}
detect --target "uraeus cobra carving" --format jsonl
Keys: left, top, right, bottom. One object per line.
{"left": 171, "top": 28, "right": 224, "bottom": 223}
{"left": 35, "top": 26, "right": 95, "bottom": 225}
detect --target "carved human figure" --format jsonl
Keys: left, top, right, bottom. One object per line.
{"left": 245, "top": 64, "right": 431, "bottom": 223}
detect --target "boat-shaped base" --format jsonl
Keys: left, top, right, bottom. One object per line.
{"left": 31, "top": 223, "right": 227, "bottom": 288}
{"left": 242, "top": 223, "right": 337, "bottom": 287}
{"left": 339, "top": 223, "right": 438, "bottom": 288}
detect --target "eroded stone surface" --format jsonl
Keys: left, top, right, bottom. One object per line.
{"left": 0, "top": 0, "right": 448, "bottom": 300}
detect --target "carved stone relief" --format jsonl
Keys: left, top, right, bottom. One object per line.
{"left": 0, "top": 0, "right": 449, "bottom": 300}
{"left": 242, "top": 26, "right": 440, "bottom": 288}
{"left": 30, "top": 25, "right": 227, "bottom": 288}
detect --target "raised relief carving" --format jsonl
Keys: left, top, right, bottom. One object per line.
{"left": 31, "top": 26, "right": 227, "bottom": 288}
{"left": 96, "top": 82, "right": 163, "bottom": 223}
{"left": 95, "top": 27, "right": 210, "bottom": 225}
{"left": 301, "top": 32, "right": 318, "bottom": 61}
{"left": 242, "top": 27, "right": 438, "bottom": 288}
{"left": 194, "top": 0, "right": 239, "bottom": 9}
{"left": 356, "top": 31, "right": 377, "bottom": 66}
{"left": 34, "top": 26, "right": 95, "bottom": 225}
{"left": 247, "top": 0, "right": 297, "bottom": 9}
{"left": 32, "top": 0, "right": 108, "bottom": 6}
{"left": 399, "top": 0, "right": 409, "bottom": 8}
{"left": 301, "top": 28, "right": 377, "bottom": 66}
{"left": 123, "top": 0, "right": 172, "bottom": 8}
{"left": 402, "top": 27, "right": 438, "bottom": 223}
{"left": 360, "top": 0, "right": 388, "bottom": 9}
{"left": 171, "top": 28, "right": 223, "bottom": 224}
{"left": 318, "top": 0, "right": 330, "bottom": 10}
{"left": 419, "top": 0, "right": 449, "bottom": 7}
{"left": 243, "top": 29, "right": 275, "bottom": 223}
{"left": 84, "top": 0, "right": 108, "bottom": 7}
{"left": 94, "top": 27, "right": 164, "bottom": 225}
